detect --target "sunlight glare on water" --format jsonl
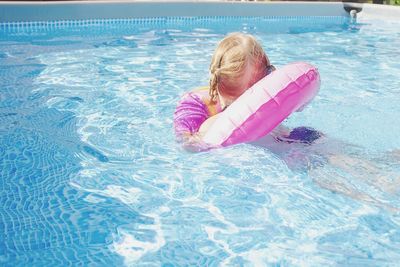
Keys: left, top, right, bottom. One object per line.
{"left": 0, "top": 16, "right": 400, "bottom": 266}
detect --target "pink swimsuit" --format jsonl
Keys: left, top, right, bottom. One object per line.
{"left": 173, "top": 88, "right": 221, "bottom": 138}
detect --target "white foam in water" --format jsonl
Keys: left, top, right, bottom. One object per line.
{"left": 103, "top": 185, "right": 142, "bottom": 205}
{"left": 202, "top": 206, "right": 239, "bottom": 265}
{"left": 72, "top": 180, "right": 167, "bottom": 263}
{"left": 83, "top": 194, "right": 106, "bottom": 204}
{"left": 242, "top": 248, "right": 271, "bottom": 266}
{"left": 70, "top": 182, "right": 141, "bottom": 204}
{"left": 112, "top": 214, "right": 166, "bottom": 264}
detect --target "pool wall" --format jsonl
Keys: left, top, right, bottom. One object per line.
{"left": 0, "top": 1, "right": 399, "bottom": 24}
{"left": 0, "top": 1, "right": 350, "bottom": 22}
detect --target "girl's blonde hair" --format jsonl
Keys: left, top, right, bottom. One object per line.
{"left": 209, "top": 32, "right": 269, "bottom": 102}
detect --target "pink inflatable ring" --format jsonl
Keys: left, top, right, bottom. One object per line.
{"left": 202, "top": 62, "right": 320, "bottom": 147}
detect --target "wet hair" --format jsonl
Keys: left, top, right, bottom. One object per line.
{"left": 209, "top": 32, "right": 269, "bottom": 102}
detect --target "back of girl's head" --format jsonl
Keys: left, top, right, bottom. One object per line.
{"left": 209, "top": 32, "right": 269, "bottom": 102}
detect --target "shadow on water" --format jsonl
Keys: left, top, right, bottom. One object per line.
{"left": 0, "top": 44, "right": 149, "bottom": 266}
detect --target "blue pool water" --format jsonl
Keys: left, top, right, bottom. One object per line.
{"left": 1, "top": 16, "right": 400, "bottom": 266}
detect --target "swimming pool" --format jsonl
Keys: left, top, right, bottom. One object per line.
{"left": 1, "top": 1, "right": 400, "bottom": 266}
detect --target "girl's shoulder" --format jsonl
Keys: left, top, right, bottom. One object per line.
{"left": 192, "top": 87, "right": 221, "bottom": 116}
{"left": 179, "top": 86, "right": 220, "bottom": 116}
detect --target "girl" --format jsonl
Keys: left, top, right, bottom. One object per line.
{"left": 173, "top": 32, "right": 277, "bottom": 148}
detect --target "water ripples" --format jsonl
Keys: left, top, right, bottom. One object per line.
{"left": 2, "top": 17, "right": 400, "bottom": 266}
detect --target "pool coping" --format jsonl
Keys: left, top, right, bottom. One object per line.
{"left": 0, "top": 1, "right": 399, "bottom": 23}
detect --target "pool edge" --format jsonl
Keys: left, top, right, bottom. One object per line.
{"left": 0, "top": 1, "right": 350, "bottom": 22}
